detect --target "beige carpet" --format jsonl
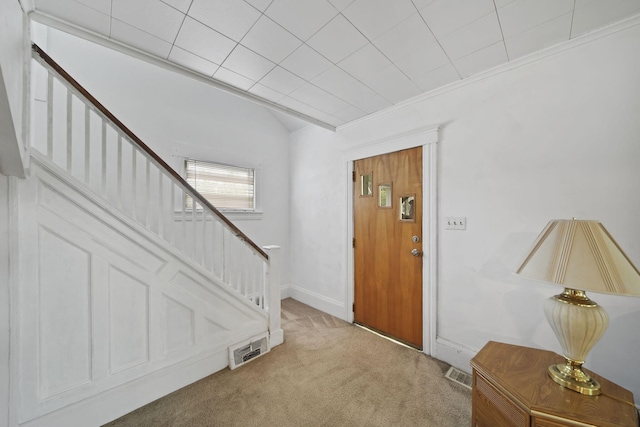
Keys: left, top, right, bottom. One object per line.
{"left": 104, "top": 298, "right": 471, "bottom": 426}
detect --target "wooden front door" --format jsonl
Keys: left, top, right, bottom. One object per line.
{"left": 353, "top": 146, "right": 423, "bottom": 349}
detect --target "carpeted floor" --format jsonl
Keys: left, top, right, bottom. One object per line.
{"left": 104, "top": 298, "right": 471, "bottom": 426}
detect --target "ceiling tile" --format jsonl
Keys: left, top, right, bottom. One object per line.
{"left": 394, "top": 42, "right": 450, "bottom": 79}
{"left": 240, "top": 16, "right": 303, "bottom": 63}
{"left": 265, "top": 0, "right": 339, "bottom": 41}
{"left": 289, "top": 83, "right": 350, "bottom": 114}
{"left": 110, "top": 19, "right": 173, "bottom": 58}
{"left": 497, "top": 0, "right": 574, "bottom": 39}
{"left": 373, "top": 13, "right": 437, "bottom": 62}
{"left": 440, "top": 11, "right": 503, "bottom": 60}
{"left": 494, "top": 0, "right": 516, "bottom": 7}
{"left": 412, "top": 0, "right": 436, "bottom": 8}
{"left": 342, "top": 0, "right": 417, "bottom": 40}
{"left": 412, "top": 63, "right": 460, "bottom": 92}
{"left": 248, "top": 83, "right": 286, "bottom": 103}
{"left": 188, "top": 0, "right": 261, "bottom": 42}
{"left": 76, "top": 0, "right": 112, "bottom": 15}
{"left": 259, "top": 66, "right": 306, "bottom": 95}
{"left": 571, "top": 0, "right": 640, "bottom": 38}
{"left": 332, "top": 105, "right": 367, "bottom": 122}
{"left": 111, "top": 0, "right": 184, "bottom": 43}
{"left": 277, "top": 96, "right": 335, "bottom": 123}
{"left": 214, "top": 67, "right": 256, "bottom": 90}
{"left": 306, "top": 14, "right": 369, "bottom": 63}
{"left": 174, "top": 16, "right": 236, "bottom": 65}
{"left": 245, "top": 0, "right": 274, "bottom": 12}
{"left": 338, "top": 43, "right": 392, "bottom": 82}
{"left": 452, "top": 41, "right": 507, "bottom": 78}
{"left": 161, "top": 0, "right": 193, "bottom": 14}
{"left": 504, "top": 12, "right": 571, "bottom": 60}
{"left": 280, "top": 44, "right": 333, "bottom": 81}
{"left": 34, "top": 0, "right": 110, "bottom": 36}
{"left": 328, "top": 0, "right": 354, "bottom": 12}
{"left": 312, "top": 66, "right": 392, "bottom": 113}
{"left": 221, "top": 45, "right": 275, "bottom": 81}
{"left": 361, "top": 65, "right": 422, "bottom": 104}
{"left": 168, "top": 46, "right": 219, "bottom": 76}
{"left": 419, "top": 0, "right": 495, "bottom": 39}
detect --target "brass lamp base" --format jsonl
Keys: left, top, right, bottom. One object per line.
{"left": 548, "top": 360, "right": 601, "bottom": 396}
{"left": 543, "top": 289, "right": 609, "bottom": 396}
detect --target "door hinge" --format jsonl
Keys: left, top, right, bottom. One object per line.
{"left": 352, "top": 237, "right": 355, "bottom": 248}
{"left": 352, "top": 303, "right": 355, "bottom": 312}
{"left": 352, "top": 170, "right": 356, "bottom": 182}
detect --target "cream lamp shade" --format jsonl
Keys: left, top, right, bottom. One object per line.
{"left": 515, "top": 219, "right": 640, "bottom": 395}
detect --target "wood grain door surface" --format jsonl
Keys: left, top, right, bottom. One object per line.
{"left": 353, "top": 147, "right": 423, "bottom": 348}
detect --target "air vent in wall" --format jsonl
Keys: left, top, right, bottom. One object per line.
{"left": 228, "top": 334, "right": 269, "bottom": 370}
{"left": 445, "top": 366, "right": 472, "bottom": 389}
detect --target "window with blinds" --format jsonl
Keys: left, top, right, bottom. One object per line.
{"left": 185, "top": 159, "right": 255, "bottom": 211}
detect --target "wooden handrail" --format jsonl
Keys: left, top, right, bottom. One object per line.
{"left": 32, "top": 43, "right": 269, "bottom": 261}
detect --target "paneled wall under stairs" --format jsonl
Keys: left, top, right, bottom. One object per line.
{"left": 12, "top": 158, "right": 269, "bottom": 427}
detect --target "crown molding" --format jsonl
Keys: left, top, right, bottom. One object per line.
{"left": 339, "top": 12, "right": 640, "bottom": 132}
{"left": 342, "top": 125, "right": 438, "bottom": 161}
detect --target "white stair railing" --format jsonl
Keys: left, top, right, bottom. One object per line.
{"left": 30, "top": 44, "right": 281, "bottom": 339}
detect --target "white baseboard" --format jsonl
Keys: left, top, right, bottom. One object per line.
{"left": 280, "top": 284, "right": 292, "bottom": 299}
{"left": 433, "top": 337, "right": 478, "bottom": 375}
{"left": 287, "top": 284, "right": 346, "bottom": 320}
{"left": 18, "top": 350, "right": 229, "bottom": 427}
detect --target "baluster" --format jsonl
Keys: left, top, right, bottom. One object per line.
{"left": 46, "top": 71, "right": 53, "bottom": 159}
{"left": 117, "top": 135, "right": 123, "bottom": 209}
{"left": 84, "top": 105, "right": 90, "bottom": 184}
{"left": 169, "top": 182, "right": 175, "bottom": 246}
{"left": 202, "top": 211, "right": 207, "bottom": 269}
{"left": 211, "top": 220, "right": 219, "bottom": 278}
{"left": 66, "top": 91, "right": 72, "bottom": 172}
{"left": 145, "top": 159, "right": 150, "bottom": 228}
{"left": 242, "top": 251, "right": 248, "bottom": 297}
{"left": 101, "top": 120, "right": 107, "bottom": 196}
{"left": 158, "top": 170, "right": 164, "bottom": 239}
{"left": 181, "top": 188, "right": 186, "bottom": 253}
{"left": 251, "top": 255, "right": 258, "bottom": 304}
{"left": 131, "top": 147, "right": 137, "bottom": 221}
{"left": 221, "top": 226, "right": 227, "bottom": 283}
{"left": 192, "top": 199, "right": 197, "bottom": 262}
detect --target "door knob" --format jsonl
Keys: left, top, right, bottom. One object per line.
{"left": 411, "top": 249, "right": 422, "bottom": 257}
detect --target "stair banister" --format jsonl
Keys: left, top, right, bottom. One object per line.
{"left": 31, "top": 43, "right": 268, "bottom": 262}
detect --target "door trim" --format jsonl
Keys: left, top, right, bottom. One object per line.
{"left": 343, "top": 125, "right": 439, "bottom": 356}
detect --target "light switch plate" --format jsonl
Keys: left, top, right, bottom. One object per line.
{"left": 445, "top": 217, "right": 466, "bottom": 230}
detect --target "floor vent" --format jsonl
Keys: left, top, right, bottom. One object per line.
{"left": 445, "top": 366, "right": 472, "bottom": 389}
{"left": 228, "top": 334, "right": 269, "bottom": 370}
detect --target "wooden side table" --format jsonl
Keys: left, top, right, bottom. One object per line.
{"left": 470, "top": 341, "right": 639, "bottom": 427}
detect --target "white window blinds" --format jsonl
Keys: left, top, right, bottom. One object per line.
{"left": 185, "top": 159, "right": 255, "bottom": 211}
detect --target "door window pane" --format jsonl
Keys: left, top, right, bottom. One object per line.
{"left": 399, "top": 195, "right": 415, "bottom": 221}
{"left": 360, "top": 173, "right": 373, "bottom": 197}
{"left": 379, "top": 183, "right": 392, "bottom": 208}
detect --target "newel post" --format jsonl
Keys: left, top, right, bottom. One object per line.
{"left": 263, "top": 245, "right": 283, "bottom": 347}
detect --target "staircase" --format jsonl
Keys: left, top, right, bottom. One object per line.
{"left": 11, "top": 45, "right": 282, "bottom": 427}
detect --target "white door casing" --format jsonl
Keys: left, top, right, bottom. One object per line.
{"left": 343, "top": 125, "right": 439, "bottom": 356}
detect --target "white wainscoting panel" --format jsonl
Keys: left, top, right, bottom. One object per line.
{"left": 16, "top": 159, "right": 269, "bottom": 426}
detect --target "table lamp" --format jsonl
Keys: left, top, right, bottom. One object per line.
{"left": 515, "top": 219, "right": 640, "bottom": 395}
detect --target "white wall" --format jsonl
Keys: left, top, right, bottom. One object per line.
{"left": 290, "top": 20, "right": 640, "bottom": 401}
{"left": 37, "top": 26, "right": 292, "bottom": 286}
{"left": 289, "top": 126, "right": 348, "bottom": 317}
{"left": 0, "top": 174, "right": 12, "bottom": 427}
{"left": 0, "top": 1, "right": 28, "bottom": 424}
{"left": 0, "top": 0, "right": 28, "bottom": 177}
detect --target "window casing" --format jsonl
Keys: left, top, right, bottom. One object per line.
{"left": 185, "top": 159, "right": 255, "bottom": 211}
